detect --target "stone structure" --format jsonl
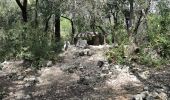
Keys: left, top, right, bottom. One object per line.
{"left": 74, "top": 32, "right": 105, "bottom": 45}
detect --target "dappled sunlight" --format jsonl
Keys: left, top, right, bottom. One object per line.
{"left": 37, "top": 67, "right": 80, "bottom": 85}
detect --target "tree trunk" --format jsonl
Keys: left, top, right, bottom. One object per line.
{"left": 129, "top": 0, "right": 134, "bottom": 37}
{"left": 44, "top": 15, "right": 52, "bottom": 32}
{"left": 22, "top": 8, "right": 27, "bottom": 22}
{"left": 15, "top": 0, "right": 28, "bottom": 22}
{"left": 71, "top": 20, "right": 75, "bottom": 43}
{"left": 133, "top": 10, "right": 143, "bottom": 34}
{"left": 54, "top": 14, "right": 60, "bottom": 42}
{"left": 34, "top": 0, "right": 38, "bottom": 27}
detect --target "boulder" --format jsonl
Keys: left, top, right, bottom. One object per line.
{"left": 76, "top": 39, "right": 88, "bottom": 48}
{"left": 123, "top": 43, "right": 139, "bottom": 58}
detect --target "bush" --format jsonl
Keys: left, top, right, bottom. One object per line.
{"left": 0, "top": 22, "right": 63, "bottom": 68}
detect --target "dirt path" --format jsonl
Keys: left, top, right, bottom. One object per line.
{"left": 0, "top": 45, "right": 169, "bottom": 100}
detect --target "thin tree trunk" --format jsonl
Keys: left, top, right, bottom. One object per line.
{"left": 129, "top": 0, "right": 134, "bottom": 27}
{"left": 15, "top": 0, "right": 28, "bottom": 22}
{"left": 133, "top": 10, "right": 143, "bottom": 34}
{"left": 34, "top": 0, "right": 38, "bottom": 27}
{"left": 133, "top": 0, "right": 151, "bottom": 34}
{"left": 44, "top": 15, "right": 52, "bottom": 32}
{"left": 129, "top": 0, "right": 134, "bottom": 37}
{"left": 54, "top": 14, "right": 60, "bottom": 42}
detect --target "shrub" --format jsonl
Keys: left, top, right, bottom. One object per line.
{"left": 0, "top": 22, "right": 63, "bottom": 68}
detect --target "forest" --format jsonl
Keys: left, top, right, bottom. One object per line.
{"left": 0, "top": 0, "right": 170, "bottom": 100}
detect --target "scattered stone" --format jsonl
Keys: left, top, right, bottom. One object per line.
{"left": 25, "top": 83, "right": 31, "bottom": 87}
{"left": 23, "top": 59, "right": 33, "bottom": 68}
{"left": 102, "top": 66, "right": 109, "bottom": 74}
{"left": 157, "top": 92, "right": 168, "bottom": 100}
{"left": 97, "top": 61, "right": 104, "bottom": 67}
{"left": 67, "top": 68, "right": 74, "bottom": 73}
{"left": 79, "top": 51, "right": 85, "bottom": 56}
{"left": 132, "top": 91, "right": 148, "bottom": 100}
{"left": 77, "top": 77, "right": 89, "bottom": 85}
{"left": 138, "top": 71, "right": 150, "bottom": 79}
{"left": 63, "top": 41, "right": 70, "bottom": 51}
{"left": 46, "top": 61, "right": 53, "bottom": 67}
{"left": 150, "top": 91, "right": 159, "bottom": 98}
{"left": 25, "top": 68, "right": 32, "bottom": 73}
{"left": 133, "top": 90, "right": 168, "bottom": 100}
{"left": 143, "top": 86, "right": 149, "bottom": 91}
{"left": 24, "top": 76, "right": 37, "bottom": 84}
{"left": 18, "top": 75, "right": 24, "bottom": 80}
{"left": 87, "top": 50, "right": 93, "bottom": 56}
{"left": 9, "top": 92, "right": 14, "bottom": 96}
{"left": 24, "top": 94, "right": 31, "bottom": 99}
{"left": 114, "top": 65, "right": 122, "bottom": 72}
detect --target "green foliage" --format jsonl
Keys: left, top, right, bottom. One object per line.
{"left": 0, "top": 22, "right": 63, "bottom": 68}
{"left": 147, "top": 0, "right": 170, "bottom": 60}
{"left": 138, "top": 48, "right": 162, "bottom": 67}
{"left": 106, "top": 46, "right": 124, "bottom": 64}
{"left": 60, "top": 17, "right": 72, "bottom": 40}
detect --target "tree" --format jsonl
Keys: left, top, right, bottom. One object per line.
{"left": 15, "top": 0, "right": 28, "bottom": 22}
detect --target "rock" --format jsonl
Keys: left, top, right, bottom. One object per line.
{"left": 143, "top": 86, "right": 149, "bottom": 91}
{"left": 24, "top": 94, "right": 31, "bottom": 99}
{"left": 157, "top": 92, "right": 168, "bottom": 100}
{"left": 24, "top": 76, "right": 37, "bottom": 84}
{"left": 63, "top": 41, "right": 70, "bottom": 51}
{"left": 138, "top": 71, "right": 150, "bottom": 79}
{"left": 97, "top": 61, "right": 104, "bottom": 67}
{"left": 114, "top": 65, "right": 122, "bottom": 72}
{"left": 25, "top": 83, "right": 31, "bottom": 87}
{"left": 46, "top": 61, "right": 53, "bottom": 67}
{"left": 77, "top": 77, "right": 89, "bottom": 85}
{"left": 79, "top": 51, "right": 85, "bottom": 56}
{"left": 76, "top": 39, "right": 88, "bottom": 48}
{"left": 102, "top": 69, "right": 109, "bottom": 74}
{"left": 132, "top": 94, "right": 144, "bottom": 100}
{"left": 23, "top": 59, "right": 32, "bottom": 68}
{"left": 150, "top": 91, "right": 159, "bottom": 98}
{"left": 132, "top": 91, "right": 148, "bottom": 100}
{"left": 25, "top": 68, "right": 32, "bottom": 73}
{"left": 67, "top": 68, "right": 74, "bottom": 73}
{"left": 102, "top": 65, "right": 109, "bottom": 74}
{"left": 18, "top": 75, "right": 24, "bottom": 80}
{"left": 87, "top": 50, "right": 93, "bottom": 56}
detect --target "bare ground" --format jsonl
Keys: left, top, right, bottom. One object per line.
{"left": 0, "top": 45, "right": 170, "bottom": 100}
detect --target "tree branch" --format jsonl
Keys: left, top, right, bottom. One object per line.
{"left": 61, "top": 16, "right": 71, "bottom": 21}
{"left": 23, "top": 0, "right": 27, "bottom": 9}
{"left": 15, "top": 0, "right": 23, "bottom": 9}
